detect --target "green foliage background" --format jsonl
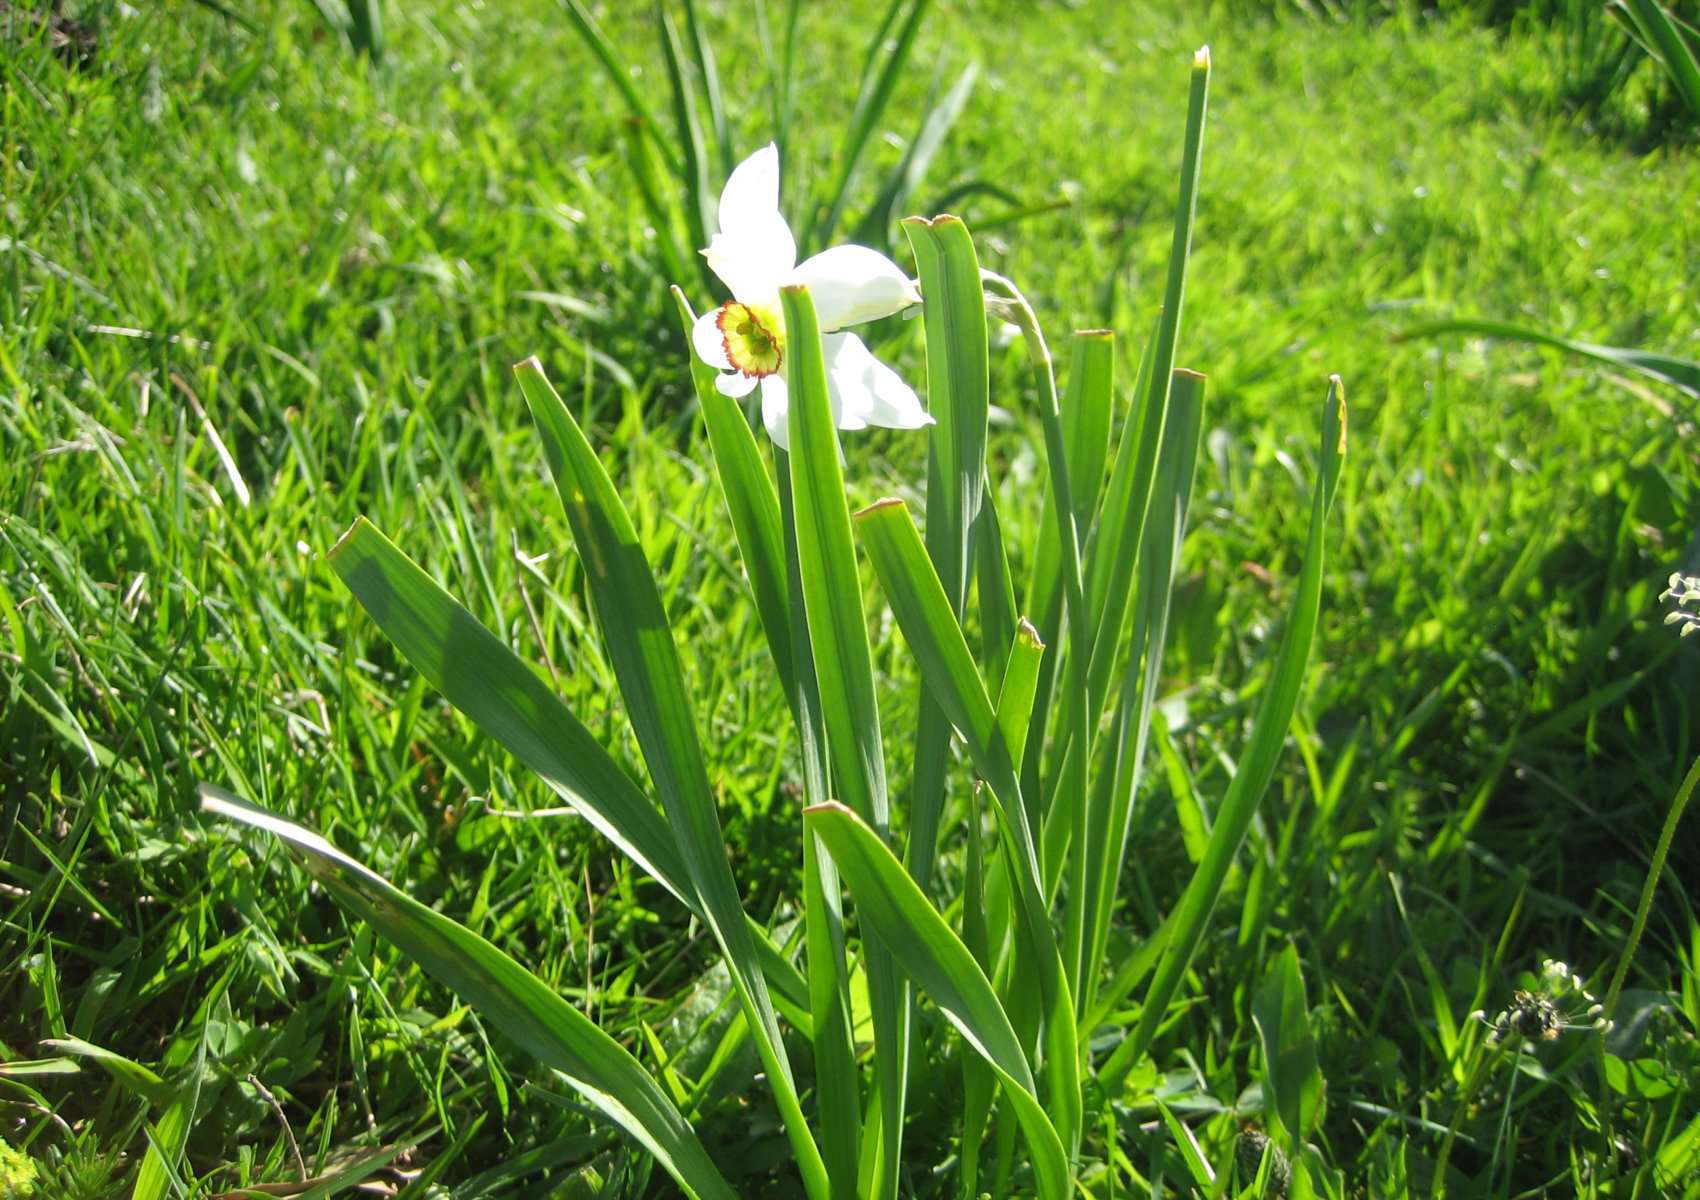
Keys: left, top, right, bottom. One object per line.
{"left": 3, "top": 0, "right": 1698, "bottom": 1194}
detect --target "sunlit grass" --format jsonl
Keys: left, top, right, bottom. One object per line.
{"left": 3, "top": 1, "right": 1698, "bottom": 1195}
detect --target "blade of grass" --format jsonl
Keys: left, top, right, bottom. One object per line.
{"left": 1078, "top": 369, "right": 1206, "bottom": 1021}
{"left": 620, "top": 119, "right": 694, "bottom": 291}
{"left": 659, "top": 8, "right": 715, "bottom": 261}
{"left": 754, "top": 0, "right": 802, "bottom": 169}
{"left": 854, "top": 63, "right": 980, "bottom": 250}
{"left": 810, "top": 0, "right": 932, "bottom": 250}
{"left": 557, "top": 0, "right": 683, "bottom": 175}
{"left": 1101, "top": 375, "right": 1346, "bottom": 1092}
{"left": 201, "top": 786, "right": 739, "bottom": 1200}
{"left": 1252, "top": 943, "right": 1324, "bottom": 1150}
{"left": 515, "top": 357, "right": 828, "bottom": 1200}
{"left": 1397, "top": 317, "right": 1700, "bottom": 403}
{"left": 680, "top": 0, "right": 733, "bottom": 176}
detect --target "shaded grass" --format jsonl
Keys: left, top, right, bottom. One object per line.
{"left": 3, "top": 0, "right": 1698, "bottom": 1194}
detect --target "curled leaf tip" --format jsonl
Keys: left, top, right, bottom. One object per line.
{"left": 901, "top": 214, "right": 965, "bottom": 230}
{"left": 512, "top": 355, "right": 545, "bottom": 375}
{"left": 1016, "top": 616, "right": 1045, "bottom": 649}
{"left": 327, "top": 516, "right": 370, "bottom": 561}
{"left": 802, "top": 800, "right": 854, "bottom": 818}
{"left": 1194, "top": 45, "right": 1211, "bottom": 70}
{"left": 853, "top": 497, "right": 908, "bottom": 520}
{"left": 1329, "top": 374, "right": 1348, "bottom": 455}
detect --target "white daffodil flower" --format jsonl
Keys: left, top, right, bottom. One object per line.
{"left": 689, "top": 143, "right": 933, "bottom": 450}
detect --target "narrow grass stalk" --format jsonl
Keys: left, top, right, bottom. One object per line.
{"left": 658, "top": 8, "right": 715, "bottom": 261}
{"left": 754, "top": 0, "right": 801, "bottom": 167}
{"left": 981, "top": 270, "right": 1091, "bottom": 1006}
{"left": 680, "top": 0, "right": 732, "bottom": 175}
{"left": 1101, "top": 375, "right": 1346, "bottom": 1091}
{"left": 558, "top": 0, "right": 683, "bottom": 174}
{"left": 810, "top": 0, "right": 931, "bottom": 250}
{"left": 1020, "top": 332, "right": 1114, "bottom": 794}
{"left": 1603, "top": 754, "right": 1700, "bottom": 1023}
{"left": 1595, "top": 752, "right": 1700, "bottom": 1162}
{"left": 1079, "top": 370, "right": 1207, "bottom": 1023}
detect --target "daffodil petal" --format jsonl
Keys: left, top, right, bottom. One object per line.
{"left": 824, "top": 332, "right": 932, "bottom": 432}
{"left": 792, "top": 245, "right": 921, "bottom": 331}
{"left": 704, "top": 233, "right": 794, "bottom": 305}
{"left": 760, "top": 375, "right": 791, "bottom": 450}
{"left": 715, "top": 371, "right": 759, "bottom": 399}
{"left": 715, "top": 144, "right": 781, "bottom": 243}
{"left": 692, "top": 309, "right": 733, "bottom": 370}
{"left": 705, "top": 144, "right": 796, "bottom": 301}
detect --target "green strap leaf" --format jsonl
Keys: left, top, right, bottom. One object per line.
{"left": 671, "top": 288, "right": 797, "bottom": 706}
{"left": 779, "top": 451, "right": 864, "bottom": 1199}
{"left": 777, "top": 284, "right": 907, "bottom": 1200}
{"left": 328, "top": 516, "right": 687, "bottom": 902}
{"left": 804, "top": 801, "right": 1070, "bottom": 1200}
{"left": 675, "top": 286, "right": 859, "bottom": 1194}
{"left": 1085, "top": 50, "right": 1210, "bottom": 719}
{"left": 854, "top": 497, "right": 1081, "bottom": 1154}
{"left": 200, "top": 786, "right": 738, "bottom": 1200}
{"left": 514, "top": 358, "right": 827, "bottom": 1200}
{"left": 901, "top": 214, "right": 989, "bottom": 895}
{"left": 776, "top": 289, "right": 891, "bottom": 834}
{"left": 325, "top": 515, "right": 809, "bottom": 1025}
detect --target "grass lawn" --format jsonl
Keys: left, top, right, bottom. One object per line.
{"left": 3, "top": 0, "right": 1698, "bottom": 1195}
